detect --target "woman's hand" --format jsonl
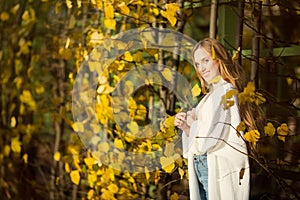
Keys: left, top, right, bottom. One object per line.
{"left": 186, "top": 108, "right": 197, "bottom": 126}
{"left": 174, "top": 109, "right": 197, "bottom": 136}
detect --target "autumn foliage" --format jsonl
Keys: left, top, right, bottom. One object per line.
{"left": 1, "top": 0, "right": 300, "bottom": 200}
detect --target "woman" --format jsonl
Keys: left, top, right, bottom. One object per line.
{"left": 174, "top": 38, "right": 251, "bottom": 200}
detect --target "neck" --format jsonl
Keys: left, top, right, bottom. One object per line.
{"left": 209, "top": 78, "right": 228, "bottom": 90}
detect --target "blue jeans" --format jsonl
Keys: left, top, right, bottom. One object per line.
{"left": 193, "top": 154, "right": 208, "bottom": 200}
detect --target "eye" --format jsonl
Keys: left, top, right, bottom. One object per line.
{"left": 204, "top": 58, "right": 209, "bottom": 63}
{"left": 195, "top": 63, "right": 200, "bottom": 68}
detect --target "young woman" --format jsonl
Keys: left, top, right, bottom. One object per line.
{"left": 174, "top": 38, "right": 252, "bottom": 200}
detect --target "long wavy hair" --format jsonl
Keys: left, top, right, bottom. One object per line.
{"left": 192, "top": 38, "right": 265, "bottom": 132}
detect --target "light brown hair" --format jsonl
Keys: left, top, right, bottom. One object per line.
{"left": 192, "top": 38, "right": 265, "bottom": 132}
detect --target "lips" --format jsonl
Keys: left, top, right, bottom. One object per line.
{"left": 201, "top": 71, "right": 209, "bottom": 77}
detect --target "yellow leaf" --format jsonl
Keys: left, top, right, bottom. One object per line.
{"left": 108, "top": 183, "right": 119, "bottom": 193}
{"left": 178, "top": 167, "right": 184, "bottom": 179}
{"left": 160, "top": 3, "right": 180, "bottom": 26}
{"left": 10, "top": 116, "right": 16, "bottom": 128}
{"left": 192, "top": 83, "right": 201, "bottom": 97}
{"left": 118, "top": 2, "right": 130, "bottom": 15}
{"left": 114, "top": 138, "right": 124, "bottom": 149}
{"left": 10, "top": 4, "right": 20, "bottom": 15}
{"left": 65, "top": 163, "right": 71, "bottom": 173}
{"left": 161, "top": 68, "right": 172, "bottom": 81}
{"left": 236, "top": 121, "right": 246, "bottom": 133}
{"left": 124, "top": 51, "right": 133, "bottom": 62}
{"left": 84, "top": 157, "right": 95, "bottom": 169}
{"left": 225, "top": 89, "right": 238, "bottom": 99}
{"left": 104, "top": 19, "right": 116, "bottom": 30}
{"left": 53, "top": 151, "right": 61, "bottom": 161}
{"left": 11, "top": 136, "right": 21, "bottom": 153}
{"left": 264, "top": 122, "right": 275, "bottom": 137}
{"left": 286, "top": 77, "right": 293, "bottom": 86}
{"left": 277, "top": 123, "right": 289, "bottom": 142}
{"left": 211, "top": 42, "right": 216, "bottom": 60}
{"left": 66, "top": 0, "right": 73, "bottom": 9}
{"left": 133, "top": 51, "right": 143, "bottom": 63}
{"left": 87, "top": 189, "right": 94, "bottom": 200}
{"left": 35, "top": 81, "right": 45, "bottom": 94}
{"left": 170, "top": 192, "right": 179, "bottom": 200}
{"left": 77, "top": 0, "right": 82, "bottom": 8}
{"left": 104, "top": 3, "right": 114, "bottom": 19}
{"left": 90, "top": 123, "right": 101, "bottom": 133}
{"left": 232, "top": 47, "right": 240, "bottom": 62}
{"left": 20, "top": 90, "right": 36, "bottom": 110}
{"left": 163, "top": 116, "right": 175, "bottom": 128}
{"left": 90, "top": 31, "right": 104, "bottom": 45}
{"left": 70, "top": 170, "right": 80, "bottom": 185}
{"left": 0, "top": 12, "right": 9, "bottom": 21}
{"left": 4, "top": 145, "right": 10, "bottom": 157}
{"left": 152, "top": 8, "right": 159, "bottom": 16}
{"left": 164, "top": 142, "right": 175, "bottom": 157}
{"left": 127, "top": 121, "right": 139, "bottom": 135}
{"left": 221, "top": 89, "right": 237, "bottom": 109}
{"left": 72, "top": 122, "right": 84, "bottom": 132}
{"left": 91, "top": 0, "right": 103, "bottom": 10}
{"left": 98, "top": 142, "right": 110, "bottom": 152}
{"left": 208, "top": 75, "right": 221, "bottom": 84}
{"left": 145, "top": 166, "right": 150, "bottom": 181}
{"left": 22, "top": 10, "right": 30, "bottom": 21}
{"left": 160, "top": 156, "right": 175, "bottom": 173}
{"left": 23, "top": 153, "right": 28, "bottom": 164}
{"left": 244, "top": 130, "right": 260, "bottom": 145}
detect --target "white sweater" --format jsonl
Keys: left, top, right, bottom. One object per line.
{"left": 182, "top": 80, "right": 250, "bottom": 200}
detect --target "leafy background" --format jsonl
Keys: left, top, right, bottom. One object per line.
{"left": 1, "top": 0, "right": 300, "bottom": 199}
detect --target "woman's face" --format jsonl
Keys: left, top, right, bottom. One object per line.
{"left": 193, "top": 47, "right": 220, "bottom": 83}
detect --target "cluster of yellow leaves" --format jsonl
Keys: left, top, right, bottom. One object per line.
{"left": 244, "top": 130, "right": 260, "bottom": 145}
{"left": 160, "top": 3, "right": 180, "bottom": 26}
{"left": 20, "top": 90, "right": 37, "bottom": 114}
{"left": 221, "top": 89, "right": 238, "bottom": 109}
{"left": 238, "top": 82, "right": 266, "bottom": 105}
{"left": 237, "top": 121, "right": 290, "bottom": 145}
{"left": 276, "top": 123, "right": 289, "bottom": 142}
{"left": 128, "top": 97, "right": 147, "bottom": 121}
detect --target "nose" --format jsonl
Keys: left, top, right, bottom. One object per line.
{"left": 199, "top": 63, "right": 206, "bottom": 72}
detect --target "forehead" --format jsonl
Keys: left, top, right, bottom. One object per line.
{"left": 193, "top": 47, "right": 211, "bottom": 62}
